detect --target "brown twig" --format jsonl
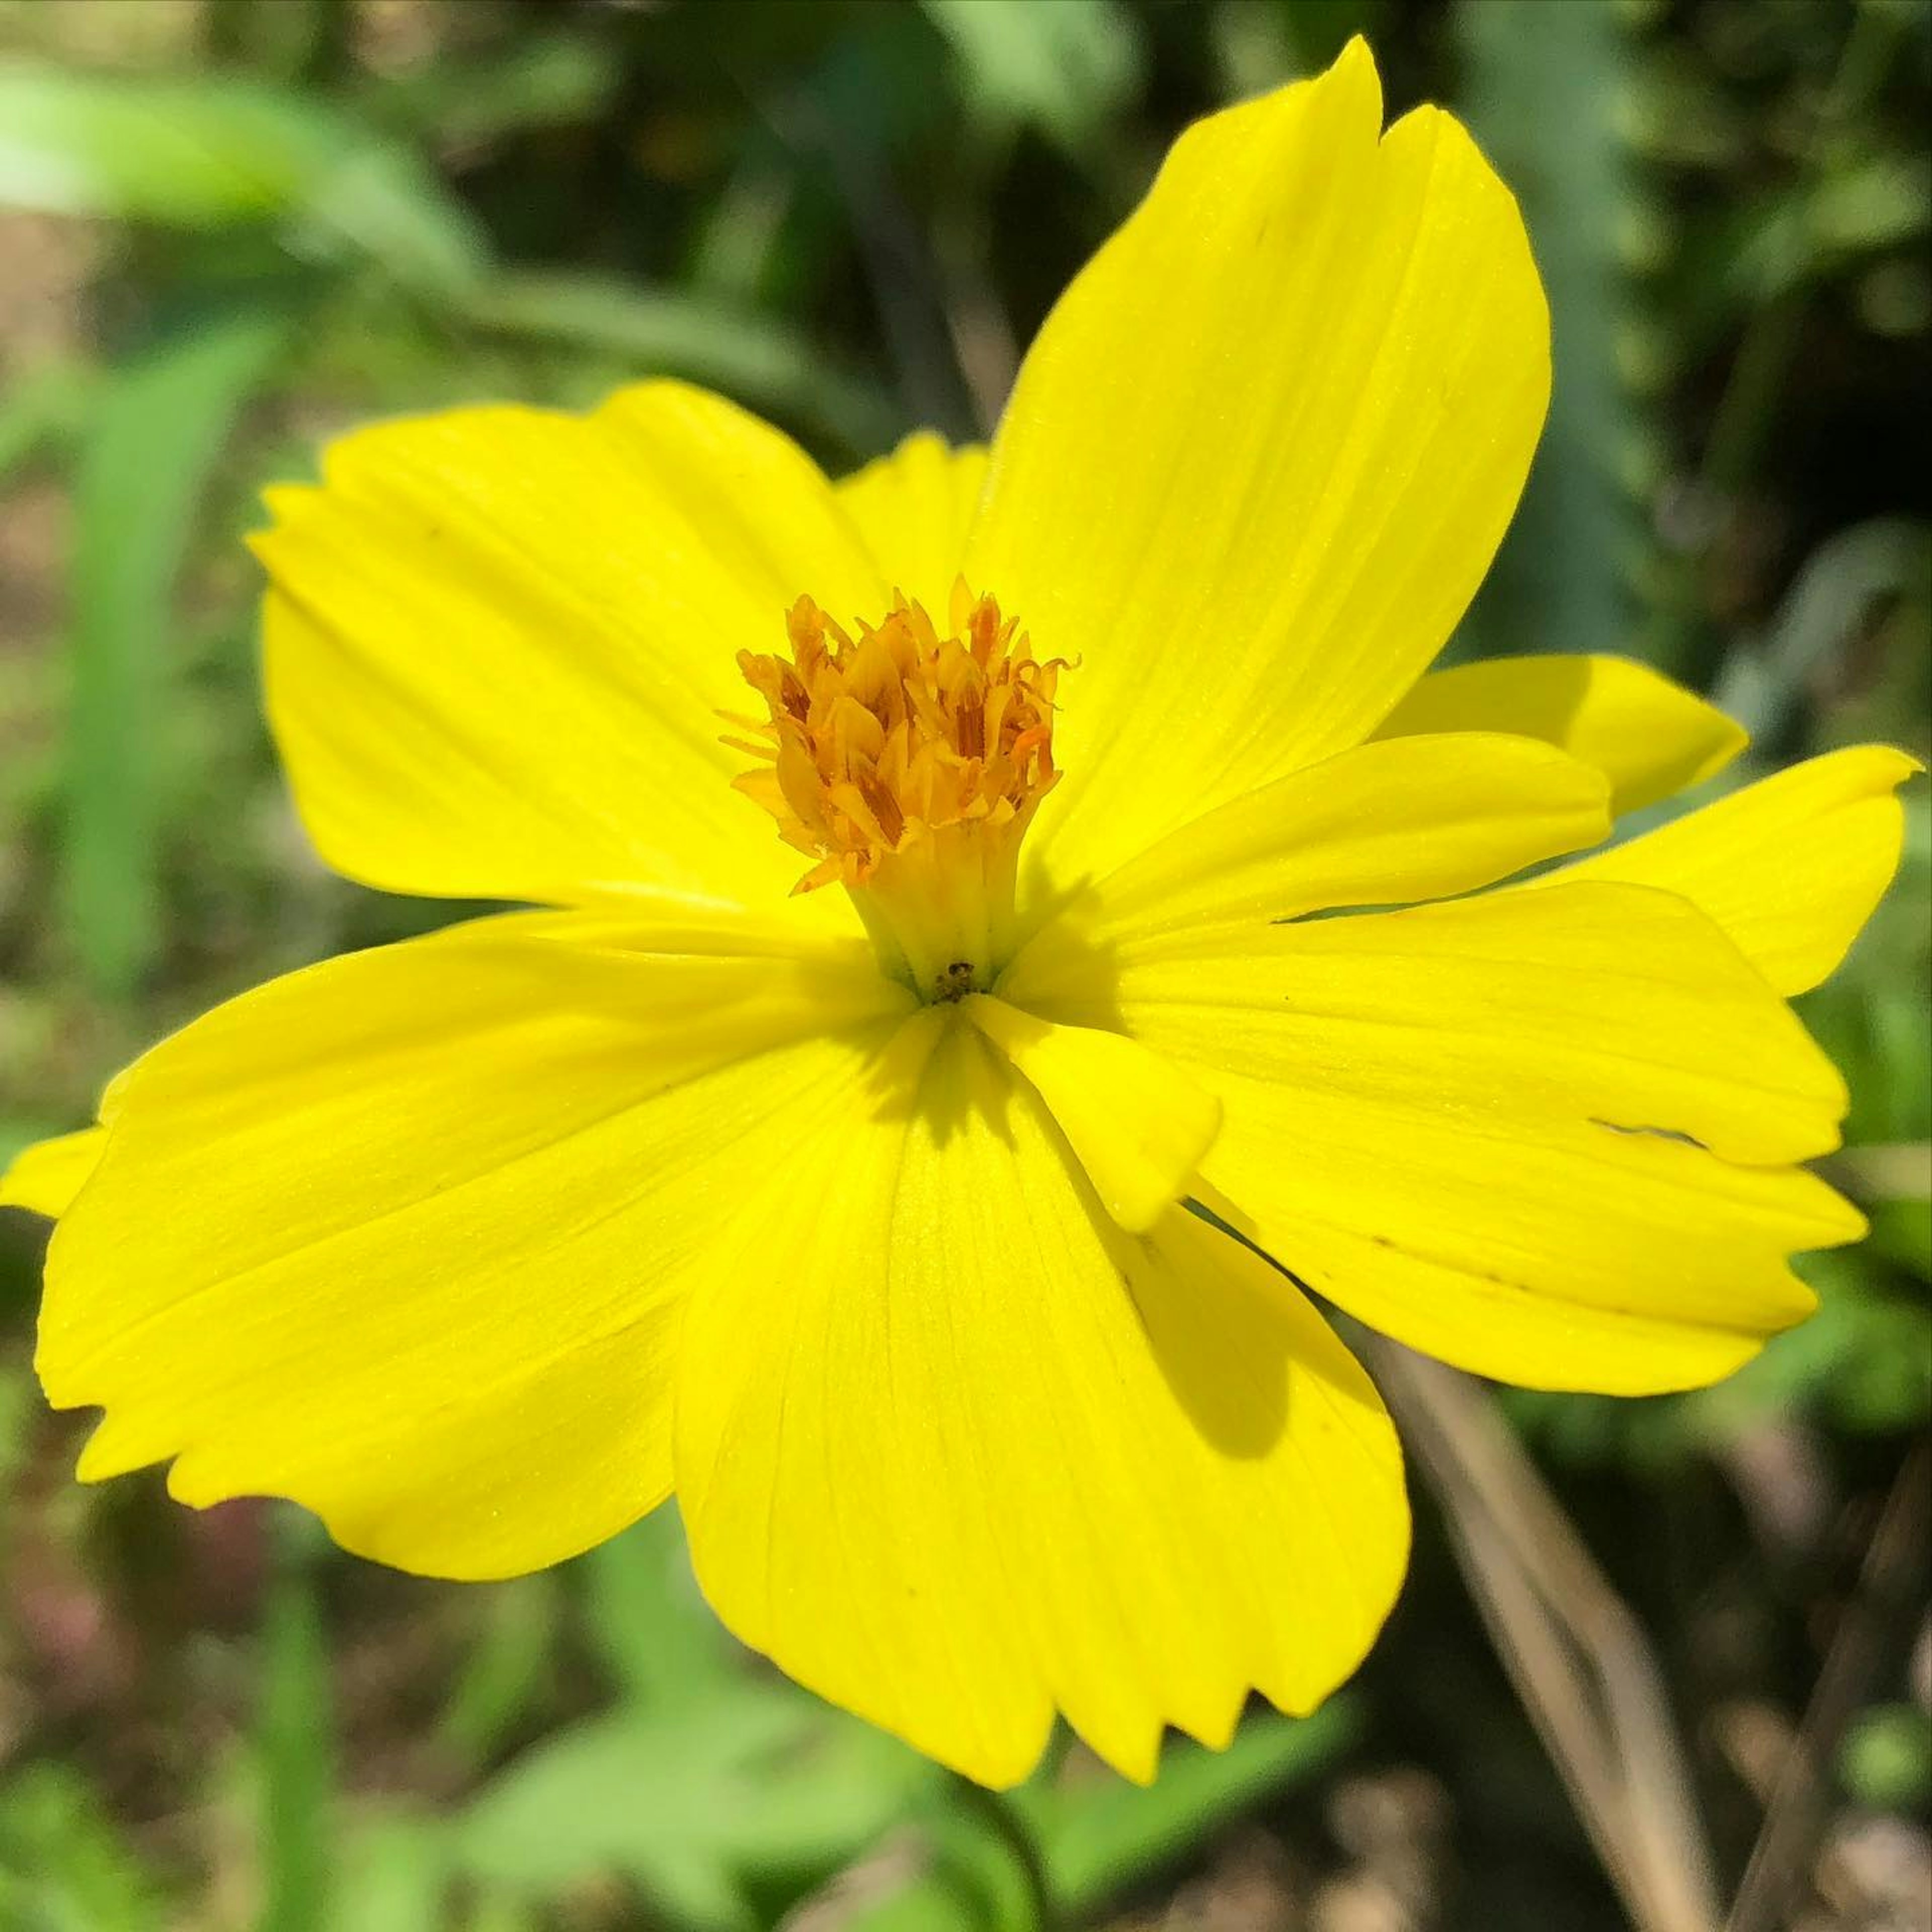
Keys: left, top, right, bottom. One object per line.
{"left": 1361, "top": 1335, "right": 1722, "bottom": 1932}
{"left": 1724, "top": 1437, "right": 1931, "bottom": 1932}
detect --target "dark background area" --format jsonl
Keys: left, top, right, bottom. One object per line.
{"left": 0, "top": 2, "right": 1927, "bottom": 1928}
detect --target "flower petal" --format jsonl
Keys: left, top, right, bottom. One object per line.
{"left": 961, "top": 994, "right": 1220, "bottom": 1231}
{"left": 1028, "top": 882, "right": 1862, "bottom": 1396}
{"left": 254, "top": 380, "right": 885, "bottom": 907}
{"left": 676, "top": 1013, "right": 1407, "bottom": 1786}
{"left": 41, "top": 910, "right": 911, "bottom": 1579}
{"left": 0, "top": 1128, "right": 108, "bottom": 1218}
{"left": 965, "top": 39, "right": 1549, "bottom": 886}
{"left": 1371, "top": 655, "right": 1747, "bottom": 816}
{"left": 835, "top": 432, "right": 987, "bottom": 615}
{"left": 1535, "top": 746, "right": 1920, "bottom": 994}
{"left": 1001, "top": 734, "right": 1608, "bottom": 984}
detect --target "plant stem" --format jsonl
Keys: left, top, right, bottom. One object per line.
{"left": 949, "top": 1771, "right": 1061, "bottom": 1932}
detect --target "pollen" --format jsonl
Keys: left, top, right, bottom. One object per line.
{"left": 729, "top": 582, "right": 1067, "bottom": 997}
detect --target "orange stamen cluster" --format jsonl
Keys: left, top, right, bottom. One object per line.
{"left": 729, "top": 583, "right": 1064, "bottom": 896}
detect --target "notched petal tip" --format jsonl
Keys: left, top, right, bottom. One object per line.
{"left": 1303, "top": 30, "right": 1383, "bottom": 126}
{"left": 1544, "top": 742, "right": 1925, "bottom": 996}
{"left": 964, "top": 28, "right": 1553, "bottom": 887}
{"left": 1862, "top": 745, "right": 1927, "bottom": 788}
{"left": 675, "top": 1046, "right": 1406, "bottom": 1790}
{"left": 70, "top": 1404, "right": 168, "bottom": 1484}
{"left": 1, "top": 1125, "right": 109, "bottom": 1222}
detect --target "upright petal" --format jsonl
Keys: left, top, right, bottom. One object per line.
{"left": 41, "top": 910, "right": 911, "bottom": 1579}
{"left": 1371, "top": 656, "right": 1747, "bottom": 816}
{"left": 255, "top": 381, "right": 885, "bottom": 908}
{"left": 1535, "top": 747, "right": 1920, "bottom": 994}
{"left": 965, "top": 40, "right": 1550, "bottom": 885}
{"left": 676, "top": 1013, "right": 1407, "bottom": 1788}
{"left": 836, "top": 432, "right": 988, "bottom": 614}
{"left": 1028, "top": 884, "right": 1862, "bottom": 1396}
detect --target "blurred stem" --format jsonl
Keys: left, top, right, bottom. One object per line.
{"left": 949, "top": 1773, "right": 1060, "bottom": 1932}
{"left": 203, "top": 0, "right": 254, "bottom": 64}
{"left": 257, "top": 1513, "right": 335, "bottom": 1932}
{"left": 297, "top": 0, "right": 357, "bottom": 88}
{"left": 1698, "top": 290, "right": 1806, "bottom": 501}
{"left": 1725, "top": 1438, "right": 1931, "bottom": 1932}
{"left": 205, "top": 0, "right": 353, "bottom": 84}
{"left": 1361, "top": 1334, "right": 1721, "bottom": 1932}
{"left": 1684, "top": 5, "right": 1900, "bottom": 525}
{"left": 0, "top": 358, "right": 94, "bottom": 487}
{"left": 1646, "top": 0, "right": 1906, "bottom": 678}
{"left": 934, "top": 144, "right": 1020, "bottom": 434}
{"left": 1694, "top": 1, "right": 1885, "bottom": 502}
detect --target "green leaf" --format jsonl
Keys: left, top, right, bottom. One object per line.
{"left": 1810, "top": 153, "right": 1931, "bottom": 253}
{"left": 0, "top": 63, "right": 486, "bottom": 292}
{"left": 1840, "top": 1704, "right": 1932, "bottom": 1811}
{"left": 1867, "top": 1195, "right": 1932, "bottom": 1279}
{"left": 435, "top": 1576, "right": 562, "bottom": 1770}
{"left": 847, "top": 1788, "right": 1032, "bottom": 1932}
{"left": 0, "top": 1761, "right": 159, "bottom": 1932}
{"left": 851, "top": 1702, "right": 1359, "bottom": 1930}
{"left": 1030, "top": 1704, "right": 1357, "bottom": 1909}
{"left": 321, "top": 1817, "right": 450, "bottom": 1932}
{"left": 1711, "top": 518, "right": 1932, "bottom": 746}
{"left": 360, "top": 34, "right": 619, "bottom": 144}
{"left": 0, "top": 1360, "right": 35, "bottom": 1498}
{"left": 0, "top": 357, "right": 94, "bottom": 489}
{"left": 576, "top": 1508, "right": 737, "bottom": 1713}
{"left": 456, "top": 272, "right": 898, "bottom": 457}
{"left": 920, "top": 0, "right": 1145, "bottom": 156}
{"left": 455, "top": 1685, "right": 932, "bottom": 1932}
{"left": 1730, "top": 157, "right": 1932, "bottom": 303}
{"left": 61, "top": 310, "right": 288, "bottom": 1004}
{"left": 1206, "top": 0, "right": 1380, "bottom": 99}
{"left": 1689, "top": 1252, "right": 1932, "bottom": 1439}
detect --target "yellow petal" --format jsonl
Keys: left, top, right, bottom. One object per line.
{"left": 676, "top": 1013, "right": 1407, "bottom": 1787}
{"left": 1001, "top": 735, "right": 1607, "bottom": 991}
{"left": 1372, "top": 655, "right": 1747, "bottom": 816}
{"left": 961, "top": 994, "right": 1219, "bottom": 1231}
{"left": 1537, "top": 746, "right": 1921, "bottom": 995}
{"left": 255, "top": 380, "right": 885, "bottom": 908}
{"left": 966, "top": 39, "right": 1549, "bottom": 886}
{"left": 1031, "top": 882, "right": 1861, "bottom": 1396}
{"left": 1198, "top": 1172, "right": 1830, "bottom": 1397}
{"left": 0, "top": 1128, "right": 109, "bottom": 1219}
{"left": 41, "top": 910, "right": 912, "bottom": 1579}
{"left": 835, "top": 432, "right": 988, "bottom": 615}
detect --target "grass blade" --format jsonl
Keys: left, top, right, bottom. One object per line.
{"left": 62, "top": 310, "right": 286, "bottom": 1004}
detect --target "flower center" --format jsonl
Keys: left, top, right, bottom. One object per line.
{"left": 729, "top": 582, "right": 1066, "bottom": 1001}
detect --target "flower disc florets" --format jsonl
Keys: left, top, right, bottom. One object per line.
{"left": 729, "top": 583, "right": 1066, "bottom": 1000}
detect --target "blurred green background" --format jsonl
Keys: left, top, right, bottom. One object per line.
{"left": 0, "top": 1, "right": 1926, "bottom": 1927}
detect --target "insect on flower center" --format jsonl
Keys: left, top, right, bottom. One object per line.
{"left": 727, "top": 582, "right": 1067, "bottom": 1001}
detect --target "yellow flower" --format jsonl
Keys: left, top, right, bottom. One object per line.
{"left": 2, "top": 41, "right": 1916, "bottom": 1788}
